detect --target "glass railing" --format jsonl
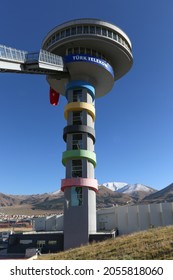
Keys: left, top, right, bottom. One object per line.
{"left": 39, "top": 49, "right": 64, "bottom": 66}
{"left": 0, "top": 45, "right": 64, "bottom": 67}
{"left": 25, "top": 52, "right": 39, "bottom": 62}
{"left": 0, "top": 45, "right": 27, "bottom": 62}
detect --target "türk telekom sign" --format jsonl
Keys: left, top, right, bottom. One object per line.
{"left": 64, "top": 54, "right": 114, "bottom": 77}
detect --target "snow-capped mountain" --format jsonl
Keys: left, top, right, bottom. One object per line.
{"left": 50, "top": 189, "right": 61, "bottom": 195}
{"left": 102, "top": 182, "right": 157, "bottom": 200}
{"left": 102, "top": 182, "right": 128, "bottom": 192}
{"left": 117, "top": 183, "right": 155, "bottom": 194}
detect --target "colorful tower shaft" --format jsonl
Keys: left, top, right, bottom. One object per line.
{"left": 62, "top": 80, "right": 98, "bottom": 249}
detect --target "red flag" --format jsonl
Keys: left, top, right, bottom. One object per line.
{"left": 49, "top": 87, "right": 60, "bottom": 106}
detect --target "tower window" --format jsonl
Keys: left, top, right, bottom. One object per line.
{"left": 77, "top": 26, "right": 82, "bottom": 34}
{"left": 60, "top": 30, "right": 65, "bottom": 38}
{"left": 73, "top": 89, "right": 82, "bottom": 102}
{"left": 71, "top": 27, "right": 76, "bottom": 35}
{"left": 113, "top": 32, "right": 117, "bottom": 40}
{"left": 67, "top": 48, "right": 73, "bottom": 55}
{"left": 83, "top": 26, "right": 89, "bottom": 34}
{"left": 96, "top": 26, "right": 101, "bottom": 35}
{"left": 97, "top": 51, "right": 102, "bottom": 58}
{"left": 52, "top": 35, "right": 56, "bottom": 43}
{"left": 71, "top": 187, "right": 83, "bottom": 206}
{"left": 66, "top": 28, "right": 70, "bottom": 37}
{"left": 108, "top": 30, "right": 112, "bottom": 38}
{"left": 86, "top": 48, "right": 91, "bottom": 55}
{"left": 74, "top": 47, "right": 79, "bottom": 54}
{"left": 92, "top": 49, "right": 97, "bottom": 56}
{"left": 56, "top": 33, "right": 60, "bottom": 41}
{"left": 72, "top": 134, "right": 83, "bottom": 150}
{"left": 72, "top": 159, "right": 82, "bottom": 177}
{"left": 80, "top": 47, "right": 85, "bottom": 54}
{"left": 73, "top": 111, "right": 82, "bottom": 125}
{"left": 90, "top": 26, "right": 95, "bottom": 34}
{"left": 102, "top": 28, "right": 107, "bottom": 36}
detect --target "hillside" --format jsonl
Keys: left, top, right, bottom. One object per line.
{"left": 0, "top": 191, "right": 64, "bottom": 215}
{"left": 39, "top": 225, "right": 173, "bottom": 260}
{"left": 0, "top": 193, "right": 21, "bottom": 207}
{"left": 0, "top": 186, "right": 133, "bottom": 215}
{"left": 0, "top": 182, "right": 173, "bottom": 215}
{"left": 142, "top": 183, "right": 173, "bottom": 203}
{"left": 96, "top": 185, "right": 133, "bottom": 207}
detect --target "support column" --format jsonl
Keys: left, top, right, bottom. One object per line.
{"left": 61, "top": 80, "right": 98, "bottom": 250}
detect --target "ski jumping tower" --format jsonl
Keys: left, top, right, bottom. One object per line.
{"left": 0, "top": 18, "right": 133, "bottom": 250}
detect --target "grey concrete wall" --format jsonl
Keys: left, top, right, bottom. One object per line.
{"left": 138, "top": 204, "right": 150, "bottom": 230}
{"left": 87, "top": 113, "right": 94, "bottom": 127}
{"left": 63, "top": 187, "right": 89, "bottom": 250}
{"left": 97, "top": 202, "right": 173, "bottom": 235}
{"left": 45, "top": 215, "right": 56, "bottom": 231}
{"left": 87, "top": 161, "right": 95, "bottom": 178}
{"left": 33, "top": 217, "right": 46, "bottom": 231}
{"left": 88, "top": 189, "right": 97, "bottom": 233}
{"left": 86, "top": 91, "right": 93, "bottom": 104}
{"left": 34, "top": 202, "right": 173, "bottom": 237}
{"left": 116, "top": 206, "right": 128, "bottom": 234}
{"left": 33, "top": 215, "right": 64, "bottom": 232}
{"left": 162, "top": 202, "right": 173, "bottom": 226}
{"left": 87, "top": 135, "right": 94, "bottom": 151}
{"left": 55, "top": 215, "right": 64, "bottom": 231}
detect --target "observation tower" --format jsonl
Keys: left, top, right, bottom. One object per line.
{"left": 0, "top": 18, "right": 133, "bottom": 251}
{"left": 42, "top": 18, "right": 133, "bottom": 250}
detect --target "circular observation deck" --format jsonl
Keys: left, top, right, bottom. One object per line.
{"left": 42, "top": 18, "right": 133, "bottom": 97}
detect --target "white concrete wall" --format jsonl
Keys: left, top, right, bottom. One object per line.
{"left": 45, "top": 215, "right": 56, "bottom": 231}
{"left": 33, "top": 217, "right": 46, "bottom": 231}
{"left": 97, "top": 202, "right": 173, "bottom": 235}
{"left": 34, "top": 202, "right": 173, "bottom": 235}
{"left": 162, "top": 202, "right": 173, "bottom": 226}
{"left": 33, "top": 215, "right": 64, "bottom": 231}
{"left": 55, "top": 214, "right": 64, "bottom": 231}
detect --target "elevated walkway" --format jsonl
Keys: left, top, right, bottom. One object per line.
{"left": 0, "top": 45, "right": 67, "bottom": 76}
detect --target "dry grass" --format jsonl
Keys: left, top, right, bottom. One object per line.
{"left": 1, "top": 205, "right": 59, "bottom": 215}
{"left": 0, "top": 227, "right": 33, "bottom": 233}
{"left": 38, "top": 226, "right": 173, "bottom": 260}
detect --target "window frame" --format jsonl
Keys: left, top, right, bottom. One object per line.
{"left": 73, "top": 111, "right": 83, "bottom": 125}
{"left": 72, "top": 159, "right": 82, "bottom": 177}
{"left": 72, "top": 133, "right": 83, "bottom": 150}
{"left": 71, "top": 186, "right": 83, "bottom": 206}
{"left": 73, "top": 89, "right": 83, "bottom": 102}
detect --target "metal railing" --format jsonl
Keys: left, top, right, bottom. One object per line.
{"left": 39, "top": 49, "right": 63, "bottom": 66}
{"left": 0, "top": 45, "right": 64, "bottom": 67}
{"left": 0, "top": 45, "right": 27, "bottom": 62}
{"left": 25, "top": 49, "right": 64, "bottom": 67}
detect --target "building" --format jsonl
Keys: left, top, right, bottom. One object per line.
{"left": 33, "top": 214, "right": 64, "bottom": 232}
{"left": 7, "top": 231, "right": 64, "bottom": 255}
{"left": 42, "top": 19, "right": 133, "bottom": 249}
{"left": 97, "top": 202, "right": 173, "bottom": 234}
{"left": 33, "top": 202, "right": 173, "bottom": 235}
{"left": 7, "top": 202, "right": 173, "bottom": 255}
{"left": 0, "top": 18, "right": 133, "bottom": 250}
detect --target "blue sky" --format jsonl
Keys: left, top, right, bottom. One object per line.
{"left": 0, "top": 0, "right": 173, "bottom": 194}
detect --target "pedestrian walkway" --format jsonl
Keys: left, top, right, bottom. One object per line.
{"left": 0, "top": 44, "right": 67, "bottom": 75}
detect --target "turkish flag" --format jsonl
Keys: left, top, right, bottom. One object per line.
{"left": 49, "top": 87, "right": 60, "bottom": 106}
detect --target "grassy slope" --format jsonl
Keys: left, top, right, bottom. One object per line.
{"left": 39, "top": 226, "right": 173, "bottom": 260}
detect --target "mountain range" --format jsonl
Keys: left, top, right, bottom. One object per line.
{"left": 102, "top": 182, "right": 156, "bottom": 200}
{"left": 0, "top": 182, "right": 173, "bottom": 215}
